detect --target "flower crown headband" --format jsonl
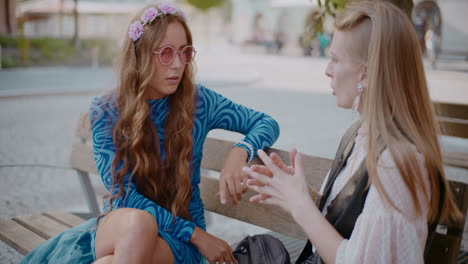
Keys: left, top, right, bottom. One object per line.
{"left": 128, "top": 3, "right": 186, "bottom": 42}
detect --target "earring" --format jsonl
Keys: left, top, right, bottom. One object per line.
{"left": 357, "top": 82, "right": 364, "bottom": 93}
{"left": 352, "top": 83, "right": 364, "bottom": 115}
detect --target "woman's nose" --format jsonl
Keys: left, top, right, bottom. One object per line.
{"left": 171, "top": 54, "right": 184, "bottom": 68}
{"left": 325, "top": 64, "right": 332, "bottom": 78}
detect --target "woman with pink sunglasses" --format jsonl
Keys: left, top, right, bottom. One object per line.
{"left": 21, "top": 4, "right": 279, "bottom": 264}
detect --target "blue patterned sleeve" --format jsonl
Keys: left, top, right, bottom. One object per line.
{"left": 199, "top": 85, "right": 280, "bottom": 161}
{"left": 88, "top": 96, "right": 195, "bottom": 243}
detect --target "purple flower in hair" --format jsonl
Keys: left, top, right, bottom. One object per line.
{"left": 128, "top": 21, "right": 144, "bottom": 41}
{"left": 141, "top": 7, "right": 159, "bottom": 25}
{"left": 159, "top": 3, "right": 179, "bottom": 15}
{"left": 178, "top": 9, "right": 186, "bottom": 20}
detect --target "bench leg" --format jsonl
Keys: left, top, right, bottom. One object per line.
{"left": 76, "top": 171, "right": 100, "bottom": 218}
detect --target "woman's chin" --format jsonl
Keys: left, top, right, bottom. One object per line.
{"left": 336, "top": 100, "right": 353, "bottom": 110}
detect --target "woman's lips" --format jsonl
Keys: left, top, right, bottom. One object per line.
{"left": 166, "top": 76, "right": 180, "bottom": 84}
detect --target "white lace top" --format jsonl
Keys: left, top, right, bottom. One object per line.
{"left": 317, "top": 124, "right": 431, "bottom": 264}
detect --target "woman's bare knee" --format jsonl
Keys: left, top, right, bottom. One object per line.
{"left": 95, "top": 208, "right": 158, "bottom": 259}
{"left": 93, "top": 255, "right": 113, "bottom": 264}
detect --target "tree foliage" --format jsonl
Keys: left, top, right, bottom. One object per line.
{"left": 317, "top": 0, "right": 413, "bottom": 18}
{"left": 185, "top": 0, "right": 226, "bottom": 11}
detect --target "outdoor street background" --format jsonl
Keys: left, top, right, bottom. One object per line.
{"left": 1, "top": 42, "right": 467, "bottom": 263}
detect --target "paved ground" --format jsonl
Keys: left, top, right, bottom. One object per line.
{"left": 1, "top": 45, "right": 467, "bottom": 263}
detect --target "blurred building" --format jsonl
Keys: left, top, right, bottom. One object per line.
{"left": 231, "top": 0, "right": 334, "bottom": 53}
{"left": 231, "top": 0, "right": 468, "bottom": 57}
{"left": 16, "top": 0, "right": 210, "bottom": 40}
{"left": 231, "top": 0, "right": 311, "bottom": 44}
{"left": 17, "top": 0, "right": 145, "bottom": 39}
{"left": 413, "top": 0, "right": 468, "bottom": 58}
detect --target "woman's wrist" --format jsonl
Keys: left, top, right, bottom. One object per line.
{"left": 290, "top": 196, "right": 317, "bottom": 224}
{"left": 231, "top": 146, "right": 249, "bottom": 160}
{"left": 189, "top": 226, "right": 202, "bottom": 245}
{"left": 233, "top": 141, "right": 254, "bottom": 162}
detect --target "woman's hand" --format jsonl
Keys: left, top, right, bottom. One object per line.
{"left": 190, "top": 226, "right": 237, "bottom": 264}
{"left": 219, "top": 147, "right": 248, "bottom": 205}
{"left": 243, "top": 149, "right": 313, "bottom": 215}
{"left": 248, "top": 149, "right": 297, "bottom": 203}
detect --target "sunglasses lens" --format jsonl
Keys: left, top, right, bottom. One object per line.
{"left": 181, "top": 46, "right": 195, "bottom": 64}
{"left": 160, "top": 47, "right": 174, "bottom": 64}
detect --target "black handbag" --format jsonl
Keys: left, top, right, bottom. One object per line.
{"left": 233, "top": 234, "right": 290, "bottom": 264}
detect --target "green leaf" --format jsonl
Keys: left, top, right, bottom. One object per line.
{"left": 184, "top": 0, "right": 225, "bottom": 11}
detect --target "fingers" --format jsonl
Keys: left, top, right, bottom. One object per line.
{"left": 289, "top": 148, "right": 297, "bottom": 171}
{"left": 227, "top": 249, "right": 237, "bottom": 264}
{"left": 251, "top": 165, "right": 273, "bottom": 177}
{"left": 233, "top": 178, "right": 243, "bottom": 201}
{"left": 294, "top": 151, "right": 304, "bottom": 176}
{"left": 226, "top": 180, "right": 238, "bottom": 205}
{"left": 270, "top": 152, "right": 289, "bottom": 172}
{"left": 243, "top": 167, "right": 272, "bottom": 186}
{"left": 219, "top": 179, "right": 227, "bottom": 205}
{"left": 218, "top": 243, "right": 237, "bottom": 264}
{"left": 246, "top": 179, "right": 276, "bottom": 197}
{"left": 257, "top": 149, "right": 282, "bottom": 174}
{"left": 220, "top": 174, "right": 242, "bottom": 206}
{"left": 249, "top": 193, "right": 270, "bottom": 203}
{"left": 246, "top": 179, "right": 265, "bottom": 187}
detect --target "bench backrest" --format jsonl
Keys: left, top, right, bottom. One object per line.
{"left": 434, "top": 102, "right": 468, "bottom": 139}
{"left": 433, "top": 102, "right": 468, "bottom": 171}
{"left": 71, "top": 116, "right": 467, "bottom": 263}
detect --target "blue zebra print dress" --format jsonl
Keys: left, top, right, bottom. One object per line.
{"left": 21, "top": 84, "right": 279, "bottom": 264}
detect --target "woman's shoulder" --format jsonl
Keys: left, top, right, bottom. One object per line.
{"left": 89, "top": 91, "right": 118, "bottom": 128}
{"left": 194, "top": 83, "right": 215, "bottom": 99}
{"left": 90, "top": 91, "right": 117, "bottom": 111}
{"left": 373, "top": 144, "right": 430, "bottom": 217}
{"left": 378, "top": 144, "right": 425, "bottom": 172}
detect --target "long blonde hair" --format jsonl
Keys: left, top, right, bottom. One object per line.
{"left": 335, "top": 1, "right": 460, "bottom": 223}
{"left": 97, "top": 4, "right": 195, "bottom": 224}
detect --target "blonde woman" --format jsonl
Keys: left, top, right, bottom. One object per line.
{"left": 243, "top": 1, "right": 461, "bottom": 263}
{"left": 21, "top": 3, "right": 279, "bottom": 264}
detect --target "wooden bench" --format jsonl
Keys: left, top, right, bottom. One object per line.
{"left": 1, "top": 116, "right": 467, "bottom": 263}
{"left": 434, "top": 102, "right": 468, "bottom": 170}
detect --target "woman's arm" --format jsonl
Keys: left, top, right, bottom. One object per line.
{"left": 200, "top": 85, "right": 280, "bottom": 153}
{"left": 245, "top": 149, "right": 429, "bottom": 264}
{"left": 199, "top": 85, "right": 280, "bottom": 205}
{"left": 244, "top": 150, "right": 343, "bottom": 263}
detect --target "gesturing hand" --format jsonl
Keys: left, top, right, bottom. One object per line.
{"left": 243, "top": 149, "right": 312, "bottom": 215}
{"left": 247, "top": 149, "right": 297, "bottom": 203}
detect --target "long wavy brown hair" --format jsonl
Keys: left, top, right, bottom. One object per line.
{"left": 336, "top": 1, "right": 461, "bottom": 223}
{"left": 97, "top": 4, "right": 195, "bottom": 224}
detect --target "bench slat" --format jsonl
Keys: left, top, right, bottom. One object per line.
{"left": 13, "top": 214, "right": 70, "bottom": 239}
{"left": 434, "top": 102, "right": 468, "bottom": 121}
{"left": 43, "top": 212, "right": 86, "bottom": 228}
{"left": 439, "top": 120, "right": 468, "bottom": 139}
{"left": 442, "top": 150, "right": 468, "bottom": 169}
{"left": 0, "top": 219, "right": 46, "bottom": 255}
{"left": 200, "top": 174, "right": 307, "bottom": 240}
